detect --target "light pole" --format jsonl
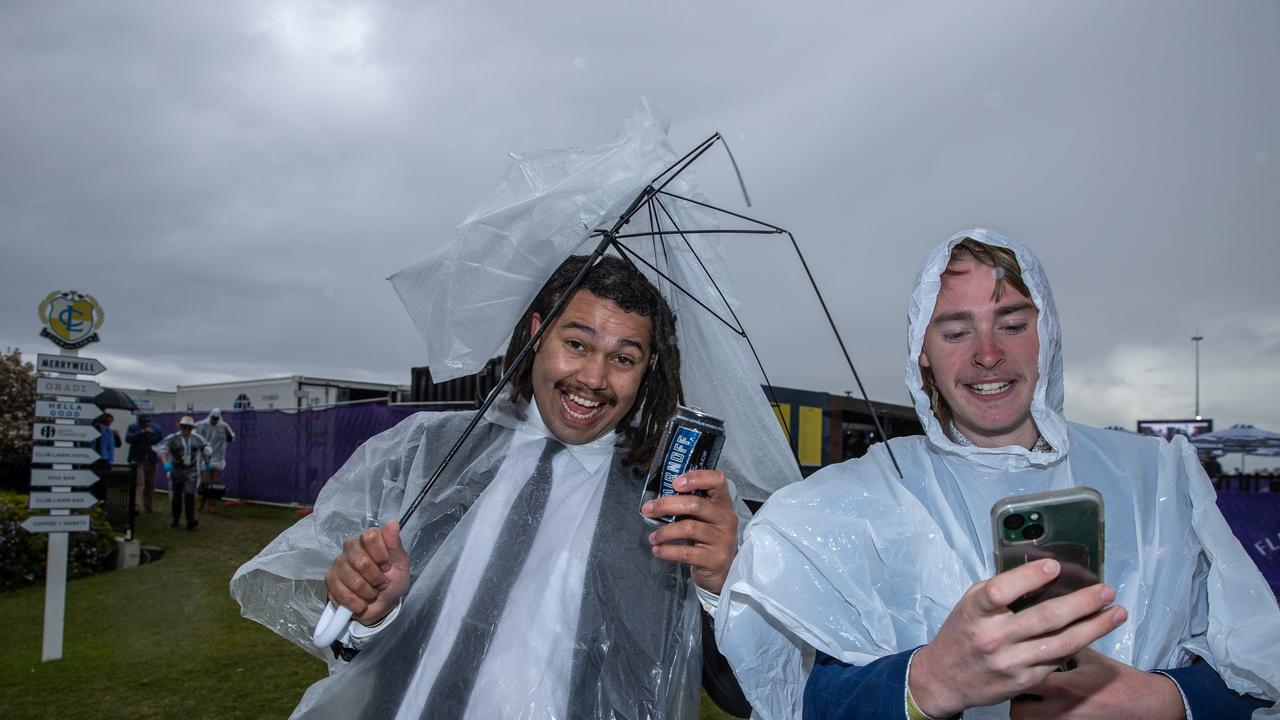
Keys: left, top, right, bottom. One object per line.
{"left": 1191, "top": 333, "right": 1204, "bottom": 420}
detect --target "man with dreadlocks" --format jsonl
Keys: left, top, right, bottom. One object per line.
{"left": 231, "top": 254, "right": 747, "bottom": 719}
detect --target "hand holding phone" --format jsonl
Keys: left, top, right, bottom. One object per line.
{"left": 906, "top": 487, "right": 1116, "bottom": 717}
{"left": 992, "top": 487, "right": 1105, "bottom": 611}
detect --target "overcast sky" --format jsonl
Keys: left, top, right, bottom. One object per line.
{"left": 3, "top": 1, "right": 1278, "bottom": 445}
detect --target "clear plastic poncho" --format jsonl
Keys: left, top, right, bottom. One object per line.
{"left": 232, "top": 401, "right": 707, "bottom": 719}
{"left": 195, "top": 416, "right": 233, "bottom": 466}
{"left": 715, "top": 228, "right": 1280, "bottom": 719}
{"left": 232, "top": 105, "right": 800, "bottom": 720}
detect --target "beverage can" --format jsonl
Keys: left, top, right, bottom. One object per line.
{"left": 641, "top": 405, "right": 725, "bottom": 525}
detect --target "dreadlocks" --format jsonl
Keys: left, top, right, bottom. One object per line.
{"left": 504, "top": 254, "right": 682, "bottom": 470}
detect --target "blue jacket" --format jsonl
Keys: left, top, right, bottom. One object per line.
{"left": 125, "top": 423, "right": 163, "bottom": 463}
{"left": 804, "top": 649, "right": 1270, "bottom": 719}
{"left": 93, "top": 423, "right": 119, "bottom": 464}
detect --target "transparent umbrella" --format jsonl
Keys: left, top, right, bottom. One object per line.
{"left": 316, "top": 102, "right": 899, "bottom": 647}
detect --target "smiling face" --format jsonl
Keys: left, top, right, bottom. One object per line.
{"left": 920, "top": 256, "right": 1041, "bottom": 449}
{"left": 529, "top": 290, "right": 653, "bottom": 445}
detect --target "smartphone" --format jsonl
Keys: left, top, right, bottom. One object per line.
{"left": 991, "top": 487, "right": 1104, "bottom": 612}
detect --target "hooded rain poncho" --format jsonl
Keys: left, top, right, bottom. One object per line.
{"left": 714, "top": 228, "right": 1280, "bottom": 719}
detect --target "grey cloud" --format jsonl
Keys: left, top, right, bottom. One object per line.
{"left": 2, "top": 1, "right": 1278, "bottom": 437}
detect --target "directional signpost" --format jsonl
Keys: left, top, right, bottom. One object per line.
{"left": 32, "top": 446, "right": 100, "bottom": 465}
{"left": 35, "top": 400, "right": 101, "bottom": 421}
{"left": 35, "top": 377, "right": 102, "bottom": 398}
{"left": 30, "top": 469, "right": 102, "bottom": 488}
{"left": 32, "top": 423, "right": 100, "bottom": 443}
{"left": 29, "top": 492, "right": 100, "bottom": 510}
{"left": 36, "top": 353, "right": 106, "bottom": 376}
{"left": 22, "top": 516, "right": 92, "bottom": 533}
{"left": 30, "top": 296, "right": 108, "bottom": 662}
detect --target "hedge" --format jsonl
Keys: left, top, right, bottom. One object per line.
{"left": 0, "top": 491, "right": 117, "bottom": 591}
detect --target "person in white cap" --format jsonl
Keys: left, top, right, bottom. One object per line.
{"left": 158, "top": 416, "right": 211, "bottom": 530}
{"left": 196, "top": 407, "right": 235, "bottom": 513}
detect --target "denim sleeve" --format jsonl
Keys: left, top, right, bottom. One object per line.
{"left": 803, "top": 648, "right": 917, "bottom": 720}
{"left": 1158, "top": 661, "right": 1271, "bottom": 720}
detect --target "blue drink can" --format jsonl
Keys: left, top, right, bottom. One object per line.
{"left": 641, "top": 405, "right": 725, "bottom": 525}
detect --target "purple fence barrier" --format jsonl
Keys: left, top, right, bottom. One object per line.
{"left": 1216, "top": 491, "right": 1280, "bottom": 593}
{"left": 152, "top": 404, "right": 449, "bottom": 505}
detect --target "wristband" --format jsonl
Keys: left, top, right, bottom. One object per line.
{"left": 905, "top": 648, "right": 958, "bottom": 720}
{"left": 906, "top": 688, "right": 941, "bottom": 720}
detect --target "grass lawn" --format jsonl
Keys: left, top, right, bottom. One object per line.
{"left": 0, "top": 499, "right": 736, "bottom": 719}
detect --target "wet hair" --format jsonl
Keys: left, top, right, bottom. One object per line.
{"left": 944, "top": 237, "right": 1031, "bottom": 302}
{"left": 504, "top": 254, "right": 682, "bottom": 469}
{"left": 922, "top": 237, "right": 1032, "bottom": 430}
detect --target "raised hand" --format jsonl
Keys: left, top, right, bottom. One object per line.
{"left": 643, "top": 469, "right": 739, "bottom": 594}
{"left": 1010, "top": 648, "right": 1185, "bottom": 720}
{"left": 909, "top": 559, "right": 1128, "bottom": 717}
{"left": 324, "top": 520, "right": 411, "bottom": 626}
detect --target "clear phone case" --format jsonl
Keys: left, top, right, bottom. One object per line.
{"left": 992, "top": 487, "right": 1104, "bottom": 611}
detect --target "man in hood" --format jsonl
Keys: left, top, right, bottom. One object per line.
{"left": 714, "top": 230, "right": 1279, "bottom": 719}
{"left": 232, "top": 255, "right": 748, "bottom": 719}
{"left": 195, "top": 407, "right": 234, "bottom": 512}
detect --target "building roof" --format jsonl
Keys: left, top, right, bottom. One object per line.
{"left": 176, "top": 375, "right": 407, "bottom": 392}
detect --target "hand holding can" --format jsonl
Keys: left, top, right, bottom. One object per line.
{"left": 639, "top": 405, "right": 725, "bottom": 525}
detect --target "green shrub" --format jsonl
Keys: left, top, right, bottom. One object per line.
{"left": 0, "top": 491, "right": 117, "bottom": 591}
{"left": 0, "top": 349, "right": 37, "bottom": 494}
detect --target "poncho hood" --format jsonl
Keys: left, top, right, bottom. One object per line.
{"left": 906, "top": 228, "right": 1070, "bottom": 470}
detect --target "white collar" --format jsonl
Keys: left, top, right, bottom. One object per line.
{"left": 518, "top": 400, "right": 619, "bottom": 474}
{"left": 948, "top": 421, "right": 1053, "bottom": 454}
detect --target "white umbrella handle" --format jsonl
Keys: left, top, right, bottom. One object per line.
{"left": 313, "top": 601, "right": 353, "bottom": 647}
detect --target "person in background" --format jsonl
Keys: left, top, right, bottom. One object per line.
{"left": 1201, "top": 453, "right": 1224, "bottom": 490}
{"left": 92, "top": 412, "right": 121, "bottom": 464}
{"left": 158, "top": 416, "right": 210, "bottom": 530}
{"left": 195, "top": 408, "right": 235, "bottom": 513}
{"left": 126, "top": 413, "right": 164, "bottom": 513}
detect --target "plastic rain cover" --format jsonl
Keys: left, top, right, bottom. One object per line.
{"left": 231, "top": 104, "right": 800, "bottom": 720}
{"left": 715, "top": 229, "right": 1280, "bottom": 719}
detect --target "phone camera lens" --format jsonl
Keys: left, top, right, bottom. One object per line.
{"left": 1003, "top": 514, "right": 1025, "bottom": 531}
{"left": 1022, "top": 524, "right": 1045, "bottom": 540}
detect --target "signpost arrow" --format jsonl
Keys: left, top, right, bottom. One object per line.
{"left": 36, "top": 353, "right": 106, "bottom": 376}
{"left": 31, "top": 446, "right": 100, "bottom": 465}
{"left": 21, "top": 516, "right": 91, "bottom": 534}
{"left": 30, "top": 469, "right": 101, "bottom": 488}
{"left": 35, "top": 400, "right": 101, "bottom": 421}
{"left": 35, "top": 377, "right": 103, "bottom": 398}
{"left": 29, "top": 492, "right": 99, "bottom": 510}
{"left": 32, "top": 423, "right": 100, "bottom": 443}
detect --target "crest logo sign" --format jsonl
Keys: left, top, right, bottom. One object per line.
{"left": 37, "top": 290, "right": 105, "bottom": 349}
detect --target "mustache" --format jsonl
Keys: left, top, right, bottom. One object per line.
{"left": 555, "top": 380, "right": 616, "bottom": 406}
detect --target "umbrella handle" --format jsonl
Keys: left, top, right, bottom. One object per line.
{"left": 313, "top": 601, "right": 353, "bottom": 647}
